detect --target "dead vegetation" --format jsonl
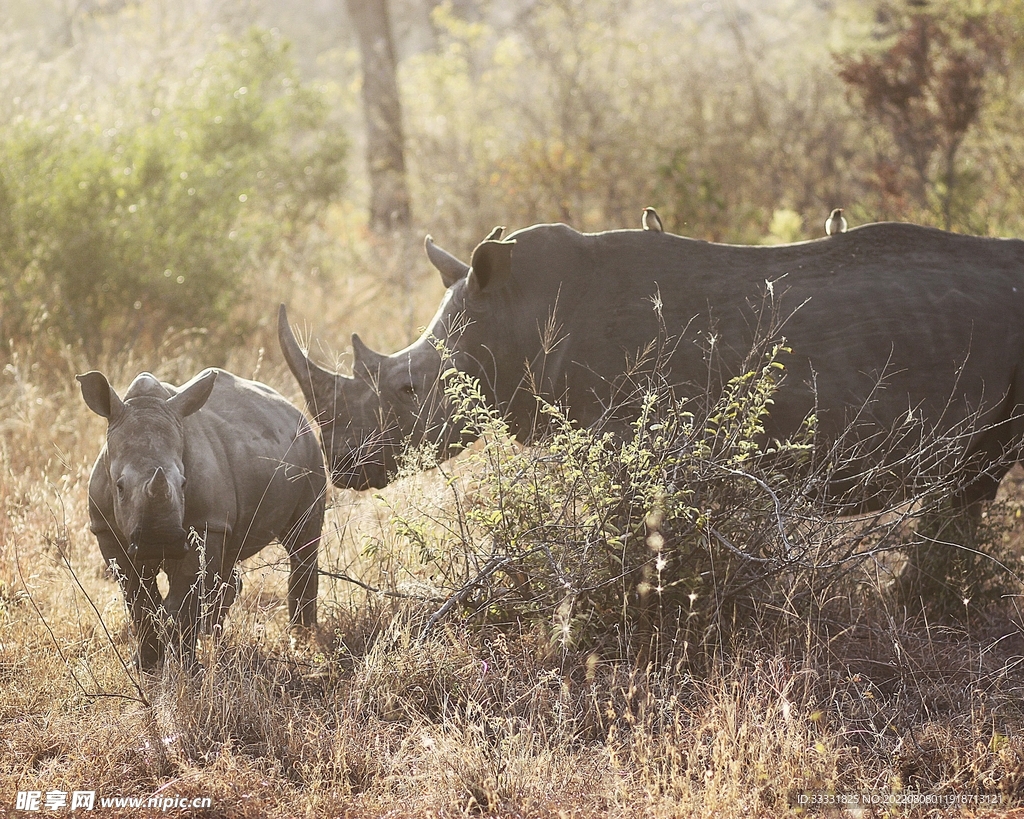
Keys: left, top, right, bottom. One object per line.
{"left": 4, "top": 1, "right": 1024, "bottom": 814}
{"left": 3, "top": 306, "right": 1024, "bottom": 818}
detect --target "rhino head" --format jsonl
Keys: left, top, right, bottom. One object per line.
{"left": 78, "top": 369, "right": 217, "bottom": 561}
{"left": 279, "top": 230, "right": 516, "bottom": 490}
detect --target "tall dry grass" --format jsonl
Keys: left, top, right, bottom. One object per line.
{"left": 3, "top": 220, "right": 1024, "bottom": 817}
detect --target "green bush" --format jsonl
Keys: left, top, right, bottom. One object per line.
{"left": 0, "top": 28, "right": 346, "bottom": 358}
{"left": 389, "top": 341, "right": 830, "bottom": 659}
{"left": 390, "top": 334, "right": 1022, "bottom": 661}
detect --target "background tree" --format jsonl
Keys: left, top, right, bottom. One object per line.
{"left": 346, "top": 0, "right": 412, "bottom": 233}
{"left": 837, "top": 2, "right": 1006, "bottom": 229}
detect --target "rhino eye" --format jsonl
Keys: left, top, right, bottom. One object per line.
{"left": 399, "top": 384, "right": 416, "bottom": 402}
{"left": 115, "top": 478, "right": 126, "bottom": 500}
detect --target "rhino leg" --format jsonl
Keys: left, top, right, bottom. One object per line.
{"left": 162, "top": 528, "right": 230, "bottom": 665}
{"left": 283, "top": 499, "right": 322, "bottom": 630}
{"left": 193, "top": 528, "right": 241, "bottom": 637}
{"left": 126, "top": 572, "right": 165, "bottom": 670}
{"left": 161, "top": 548, "right": 204, "bottom": 665}
{"left": 96, "top": 529, "right": 163, "bottom": 669}
{"left": 893, "top": 495, "right": 984, "bottom": 612}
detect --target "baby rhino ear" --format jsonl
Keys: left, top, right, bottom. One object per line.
{"left": 77, "top": 371, "right": 125, "bottom": 422}
{"left": 167, "top": 369, "right": 218, "bottom": 418}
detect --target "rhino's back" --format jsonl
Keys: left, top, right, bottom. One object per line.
{"left": 535, "top": 221, "right": 1024, "bottom": 302}
{"left": 187, "top": 370, "right": 313, "bottom": 452}
{"left": 179, "top": 370, "right": 324, "bottom": 545}
{"left": 510, "top": 221, "right": 1024, "bottom": 360}
{"left": 501, "top": 221, "right": 1024, "bottom": 440}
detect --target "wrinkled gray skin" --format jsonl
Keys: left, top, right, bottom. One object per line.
{"left": 280, "top": 222, "right": 1024, "bottom": 514}
{"left": 79, "top": 368, "right": 325, "bottom": 669}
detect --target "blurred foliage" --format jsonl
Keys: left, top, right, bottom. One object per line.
{"left": 403, "top": 0, "right": 864, "bottom": 247}
{"left": 3, "top": 0, "right": 1024, "bottom": 361}
{"left": 765, "top": 208, "right": 805, "bottom": 244}
{"left": 0, "top": 27, "right": 347, "bottom": 359}
{"left": 838, "top": 0, "right": 1009, "bottom": 230}
{"left": 400, "top": 0, "right": 1024, "bottom": 252}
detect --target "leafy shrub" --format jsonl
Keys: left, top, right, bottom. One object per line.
{"left": 0, "top": 27, "right": 347, "bottom": 358}
{"left": 388, "top": 334, "right": 1023, "bottom": 661}
{"left": 385, "top": 341, "right": 820, "bottom": 659}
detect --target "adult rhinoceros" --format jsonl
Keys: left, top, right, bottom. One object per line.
{"left": 279, "top": 222, "right": 1024, "bottom": 516}
{"left": 79, "top": 368, "right": 325, "bottom": 668}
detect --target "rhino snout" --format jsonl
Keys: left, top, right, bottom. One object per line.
{"left": 121, "top": 465, "right": 190, "bottom": 560}
{"left": 128, "top": 523, "right": 190, "bottom": 561}
{"left": 326, "top": 440, "right": 394, "bottom": 490}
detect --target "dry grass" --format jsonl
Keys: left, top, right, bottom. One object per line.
{"left": 4, "top": 230, "right": 1024, "bottom": 818}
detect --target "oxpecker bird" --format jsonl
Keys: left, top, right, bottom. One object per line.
{"left": 642, "top": 207, "right": 664, "bottom": 233}
{"left": 825, "top": 207, "right": 847, "bottom": 236}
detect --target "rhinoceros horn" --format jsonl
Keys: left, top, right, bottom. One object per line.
{"left": 425, "top": 235, "right": 470, "bottom": 287}
{"left": 351, "top": 333, "right": 385, "bottom": 376}
{"left": 278, "top": 304, "right": 349, "bottom": 414}
{"left": 146, "top": 467, "right": 170, "bottom": 499}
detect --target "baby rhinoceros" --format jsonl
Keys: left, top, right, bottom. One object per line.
{"left": 78, "top": 367, "right": 326, "bottom": 669}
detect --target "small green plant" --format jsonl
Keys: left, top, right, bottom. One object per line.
{"left": 389, "top": 330, "right": 1024, "bottom": 660}
{"left": 392, "top": 341, "right": 846, "bottom": 658}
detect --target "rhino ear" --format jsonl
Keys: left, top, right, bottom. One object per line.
{"left": 167, "top": 369, "right": 217, "bottom": 418}
{"left": 77, "top": 371, "right": 125, "bottom": 422}
{"left": 468, "top": 239, "right": 516, "bottom": 294}
{"left": 351, "top": 333, "right": 384, "bottom": 378}
{"left": 425, "top": 235, "right": 470, "bottom": 288}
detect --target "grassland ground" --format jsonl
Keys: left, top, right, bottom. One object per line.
{"left": 4, "top": 332, "right": 1024, "bottom": 818}
{"left": 4, "top": 219, "right": 1024, "bottom": 818}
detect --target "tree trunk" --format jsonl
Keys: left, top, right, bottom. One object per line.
{"left": 345, "top": 0, "right": 412, "bottom": 233}
{"left": 941, "top": 138, "right": 961, "bottom": 232}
